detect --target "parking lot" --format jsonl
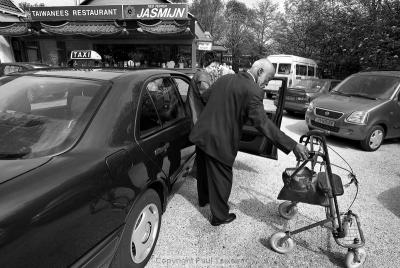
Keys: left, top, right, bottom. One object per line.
{"left": 147, "top": 112, "right": 400, "bottom": 268}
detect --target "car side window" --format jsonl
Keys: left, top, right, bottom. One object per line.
{"left": 4, "top": 65, "right": 23, "bottom": 75}
{"left": 172, "top": 77, "right": 189, "bottom": 102}
{"left": 140, "top": 89, "right": 162, "bottom": 136}
{"left": 146, "top": 77, "right": 185, "bottom": 127}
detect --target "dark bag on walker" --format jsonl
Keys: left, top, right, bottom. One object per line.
{"left": 277, "top": 166, "right": 329, "bottom": 206}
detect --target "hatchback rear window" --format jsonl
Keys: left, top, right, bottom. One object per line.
{"left": 333, "top": 75, "right": 400, "bottom": 100}
{"left": 292, "top": 79, "right": 327, "bottom": 93}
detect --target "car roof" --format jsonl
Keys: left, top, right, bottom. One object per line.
{"left": 0, "top": 62, "right": 49, "bottom": 67}
{"left": 356, "top": 71, "right": 400, "bottom": 77}
{"left": 6, "top": 68, "right": 189, "bottom": 81}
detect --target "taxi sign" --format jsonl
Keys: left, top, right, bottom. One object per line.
{"left": 70, "top": 50, "right": 101, "bottom": 60}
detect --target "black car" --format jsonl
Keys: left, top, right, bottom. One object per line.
{"left": 274, "top": 78, "right": 341, "bottom": 115}
{"left": 0, "top": 62, "right": 50, "bottom": 76}
{"left": 0, "top": 69, "right": 287, "bottom": 268}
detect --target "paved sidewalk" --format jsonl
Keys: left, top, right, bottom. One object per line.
{"left": 147, "top": 114, "right": 400, "bottom": 268}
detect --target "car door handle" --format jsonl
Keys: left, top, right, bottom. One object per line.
{"left": 154, "top": 142, "right": 170, "bottom": 156}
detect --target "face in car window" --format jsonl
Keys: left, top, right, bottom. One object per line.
{"left": 145, "top": 77, "right": 185, "bottom": 127}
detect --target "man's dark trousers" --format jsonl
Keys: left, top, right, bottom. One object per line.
{"left": 196, "top": 147, "right": 233, "bottom": 221}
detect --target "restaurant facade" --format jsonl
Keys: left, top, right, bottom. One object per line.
{"left": 0, "top": 0, "right": 222, "bottom": 69}
{"left": 0, "top": 0, "right": 25, "bottom": 63}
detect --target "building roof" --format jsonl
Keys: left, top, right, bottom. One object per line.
{"left": 0, "top": 0, "right": 25, "bottom": 16}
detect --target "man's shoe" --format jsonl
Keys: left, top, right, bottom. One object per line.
{"left": 211, "top": 213, "right": 236, "bottom": 226}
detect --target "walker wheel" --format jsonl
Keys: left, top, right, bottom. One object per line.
{"left": 269, "top": 232, "right": 295, "bottom": 254}
{"left": 345, "top": 248, "right": 367, "bottom": 268}
{"left": 278, "top": 201, "right": 298, "bottom": 220}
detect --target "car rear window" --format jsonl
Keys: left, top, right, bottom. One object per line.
{"left": 292, "top": 79, "right": 327, "bottom": 92}
{"left": 334, "top": 75, "right": 400, "bottom": 99}
{"left": 0, "top": 75, "right": 107, "bottom": 159}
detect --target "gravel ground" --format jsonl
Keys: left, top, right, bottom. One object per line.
{"left": 147, "top": 112, "right": 400, "bottom": 268}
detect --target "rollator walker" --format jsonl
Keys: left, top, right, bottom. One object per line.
{"left": 269, "top": 130, "right": 366, "bottom": 268}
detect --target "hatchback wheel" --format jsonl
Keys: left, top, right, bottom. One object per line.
{"left": 112, "top": 189, "right": 161, "bottom": 268}
{"left": 360, "top": 125, "right": 384, "bottom": 151}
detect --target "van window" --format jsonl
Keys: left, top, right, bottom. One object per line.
{"left": 307, "top": 66, "right": 315, "bottom": 76}
{"left": 272, "top": 63, "right": 277, "bottom": 73}
{"left": 277, "top": 64, "right": 291, "bottom": 75}
{"left": 296, "top": 64, "right": 307, "bottom": 76}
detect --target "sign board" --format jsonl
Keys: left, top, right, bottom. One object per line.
{"left": 29, "top": 6, "right": 122, "bottom": 21}
{"left": 197, "top": 41, "right": 212, "bottom": 51}
{"left": 28, "top": 4, "right": 188, "bottom": 21}
{"left": 124, "top": 4, "right": 188, "bottom": 20}
{"left": 70, "top": 50, "right": 101, "bottom": 60}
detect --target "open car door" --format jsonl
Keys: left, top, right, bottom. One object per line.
{"left": 239, "top": 77, "right": 287, "bottom": 160}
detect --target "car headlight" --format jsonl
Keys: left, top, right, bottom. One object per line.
{"left": 307, "top": 101, "right": 314, "bottom": 112}
{"left": 345, "top": 111, "right": 368, "bottom": 125}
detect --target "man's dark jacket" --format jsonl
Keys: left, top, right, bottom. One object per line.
{"left": 189, "top": 72, "right": 297, "bottom": 167}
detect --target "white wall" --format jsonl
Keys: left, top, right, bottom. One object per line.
{"left": 0, "top": 36, "right": 15, "bottom": 63}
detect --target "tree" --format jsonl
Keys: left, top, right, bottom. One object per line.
{"left": 223, "top": 0, "right": 251, "bottom": 72}
{"left": 249, "top": 0, "right": 280, "bottom": 57}
{"left": 18, "top": 2, "right": 45, "bottom": 11}
{"left": 190, "top": 0, "right": 225, "bottom": 42}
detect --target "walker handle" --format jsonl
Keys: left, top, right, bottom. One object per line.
{"left": 300, "top": 130, "right": 329, "bottom": 144}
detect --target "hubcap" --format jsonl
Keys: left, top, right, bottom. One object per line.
{"left": 130, "top": 204, "right": 159, "bottom": 263}
{"left": 369, "top": 129, "right": 383, "bottom": 149}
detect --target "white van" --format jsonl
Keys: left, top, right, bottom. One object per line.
{"left": 265, "top": 54, "right": 318, "bottom": 98}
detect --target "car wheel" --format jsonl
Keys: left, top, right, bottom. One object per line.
{"left": 360, "top": 125, "right": 384, "bottom": 151}
{"left": 112, "top": 189, "right": 161, "bottom": 268}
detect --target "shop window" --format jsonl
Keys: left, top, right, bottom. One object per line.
{"left": 172, "top": 77, "right": 189, "bottom": 102}
{"left": 140, "top": 90, "right": 162, "bottom": 137}
{"left": 146, "top": 77, "right": 185, "bottom": 127}
{"left": 57, "top": 41, "right": 67, "bottom": 67}
{"left": 25, "top": 41, "right": 41, "bottom": 63}
{"left": 296, "top": 64, "right": 307, "bottom": 76}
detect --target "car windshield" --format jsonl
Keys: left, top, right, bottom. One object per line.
{"left": 0, "top": 75, "right": 106, "bottom": 159}
{"left": 332, "top": 75, "right": 400, "bottom": 100}
{"left": 291, "top": 79, "right": 327, "bottom": 93}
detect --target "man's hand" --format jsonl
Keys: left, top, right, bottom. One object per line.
{"left": 292, "top": 143, "right": 309, "bottom": 161}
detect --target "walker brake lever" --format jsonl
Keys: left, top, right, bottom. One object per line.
{"left": 344, "top": 173, "right": 358, "bottom": 187}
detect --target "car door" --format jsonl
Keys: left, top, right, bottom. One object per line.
{"left": 238, "top": 77, "right": 287, "bottom": 160}
{"left": 390, "top": 90, "right": 400, "bottom": 137}
{"left": 135, "top": 75, "right": 194, "bottom": 189}
{"left": 174, "top": 75, "right": 287, "bottom": 161}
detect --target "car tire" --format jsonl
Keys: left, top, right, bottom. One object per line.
{"left": 111, "top": 189, "right": 162, "bottom": 268}
{"left": 360, "top": 125, "right": 384, "bottom": 151}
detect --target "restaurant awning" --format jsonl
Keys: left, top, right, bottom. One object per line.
{"left": 137, "top": 20, "right": 189, "bottom": 35}
{"left": 0, "top": 23, "right": 30, "bottom": 36}
{"left": 40, "top": 21, "right": 124, "bottom": 36}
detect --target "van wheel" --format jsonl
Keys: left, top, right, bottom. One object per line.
{"left": 360, "top": 125, "right": 384, "bottom": 151}
{"left": 112, "top": 189, "right": 161, "bottom": 268}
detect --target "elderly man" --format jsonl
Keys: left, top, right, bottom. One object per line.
{"left": 189, "top": 58, "right": 309, "bottom": 226}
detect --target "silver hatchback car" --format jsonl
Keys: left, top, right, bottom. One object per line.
{"left": 305, "top": 71, "right": 400, "bottom": 151}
